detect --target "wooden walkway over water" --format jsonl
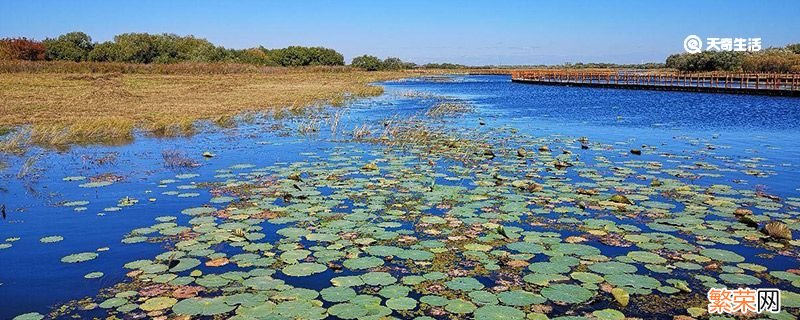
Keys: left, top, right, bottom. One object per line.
{"left": 511, "top": 70, "right": 800, "bottom": 96}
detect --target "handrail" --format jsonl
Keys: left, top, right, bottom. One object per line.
{"left": 511, "top": 70, "right": 800, "bottom": 92}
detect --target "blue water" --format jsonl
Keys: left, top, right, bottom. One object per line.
{"left": 0, "top": 74, "right": 799, "bottom": 319}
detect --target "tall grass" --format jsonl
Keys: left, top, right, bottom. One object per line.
{"left": 0, "top": 129, "right": 28, "bottom": 155}
{"left": 30, "top": 118, "right": 135, "bottom": 149}
{"left": 0, "top": 64, "right": 423, "bottom": 153}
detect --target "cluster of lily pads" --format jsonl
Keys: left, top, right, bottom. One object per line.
{"left": 17, "top": 98, "right": 800, "bottom": 320}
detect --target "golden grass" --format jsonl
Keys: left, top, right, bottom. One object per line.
{"left": 0, "top": 66, "right": 425, "bottom": 150}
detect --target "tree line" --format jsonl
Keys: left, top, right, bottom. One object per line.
{"left": 0, "top": 32, "right": 348, "bottom": 67}
{"left": 0, "top": 32, "right": 428, "bottom": 70}
{"left": 666, "top": 44, "right": 800, "bottom": 73}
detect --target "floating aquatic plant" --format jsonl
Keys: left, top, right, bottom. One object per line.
{"left": 61, "top": 252, "right": 98, "bottom": 263}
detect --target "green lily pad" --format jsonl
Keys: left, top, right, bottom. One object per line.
{"left": 172, "top": 297, "right": 235, "bottom": 316}
{"left": 605, "top": 274, "right": 661, "bottom": 289}
{"left": 445, "top": 299, "right": 477, "bottom": 314}
{"left": 40, "top": 236, "right": 64, "bottom": 243}
{"left": 593, "top": 308, "right": 625, "bottom": 320}
{"left": 12, "top": 313, "right": 44, "bottom": 320}
{"left": 385, "top": 297, "right": 417, "bottom": 310}
{"left": 140, "top": 297, "right": 177, "bottom": 311}
{"left": 700, "top": 248, "right": 745, "bottom": 263}
{"left": 497, "top": 290, "right": 545, "bottom": 306}
{"left": 321, "top": 286, "right": 357, "bottom": 302}
{"left": 541, "top": 284, "right": 593, "bottom": 304}
{"left": 327, "top": 303, "right": 369, "bottom": 319}
{"left": 242, "top": 276, "right": 284, "bottom": 290}
{"left": 61, "top": 252, "right": 98, "bottom": 263}
{"left": 282, "top": 263, "right": 327, "bottom": 277}
{"left": 719, "top": 273, "right": 761, "bottom": 285}
{"left": 343, "top": 256, "right": 384, "bottom": 270}
{"left": 627, "top": 251, "right": 667, "bottom": 264}
{"left": 99, "top": 297, "right": 128, "bottom": 309}
{"left": 446, "top": 277, "right": 485, "bottom": 291}
{"left": 378, "top": 285, "right": 411, "bottom": 298}
{"left": 474, "top": 305, "right": 525, "bottom": 320}
{"left": 361, "top": 272, "right": 397, "bottom": 286}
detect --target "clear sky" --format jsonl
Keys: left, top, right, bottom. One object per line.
{"left": 1, "top": 0, "right": 798, "bottom": 65}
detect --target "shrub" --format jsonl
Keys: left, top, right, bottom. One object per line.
{"left": 351, "top": 55, "right": 382, "bottom": 71}
{"left": 88, "top": 41, "right": 120, "bottom": 62}
{"left": 421, "top": 62, "right": 466, "bottom": 69}
{"left": 269, "top": 46, "right": 345, "bottom": 67}
{"left": 43, "top": 31, "right": 93, "bottom": 61}
{"left": 0, "top": 37, "right": 46, "bottom": 60}
{"left": 233, "top": 47, "right": 278, "bottom": 66}
{"left": 741, "top": 49, "right": 800, "bottom": 73}
{"left": 382, "top": 57, "right": 415, "bottom": 70}
{"left": 665, "top": 51, "right": 743, "bottom": 72}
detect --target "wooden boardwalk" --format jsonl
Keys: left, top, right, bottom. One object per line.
{"left": 511, "top": 70, "right": 800, "bottom": 97}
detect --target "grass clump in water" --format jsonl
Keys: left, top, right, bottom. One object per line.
{"left": 425, "top": 102, "right": 473, "bottom": 118}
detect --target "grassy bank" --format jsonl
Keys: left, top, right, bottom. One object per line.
{"left": 0, "top": 64, "right": 433, "bottom": 152}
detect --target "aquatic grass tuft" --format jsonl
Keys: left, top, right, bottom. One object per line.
{"left": 0, "top": 129, "right": 29, "bottom": 155}
{"left": 425, "top": 101, "right": 473, "bottom": 117}
{"left": 30, "top": 118, "right": 135, "bottom": 150}
{"left": 161, "top": 150, "right": 200, "bottom": 169}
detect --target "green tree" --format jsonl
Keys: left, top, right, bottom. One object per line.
{"left": 113, "top": 33, "right": 161, "bottom": 63}
{"left": 381, "top": 57, "right": 405, "bottom": 70}
{"left": 87, "top": 41, "right": 120, "bottom": 62}
{"left": 233, "top": 47, "right": 278, "bottom": 66}
{"left": 271, "top": 46, "right": 310, "bottom": 66}
{"left": 307, "top": 47, "right": 344, "bottom": 66}
{"left": 351, "top": 55, "right": 382, "bottom": 71}
{"left": 665, "top": 52, "right": 744, "bottom": 72}
{"left": 43, "top": 32, "right": 94, "bottom": 61}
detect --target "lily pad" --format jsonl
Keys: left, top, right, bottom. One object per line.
{"left": 385, "top": 297, "right": 417, "bottom": 310}
{"left": 40, "top": 236, "right": 64, "bottom": 243}
{"left": 541, "top": 284, "right": 593, "bottom": 304}
{"left": 445, "top": 299, "right": 477, "bottom": 314}
{"left": 321, "top": 287, "right": 357, "bottom": 302}
{"left": 497, "top": 290, "right": 545, "bottom": 306}
{"left": 61, "top": 252, "right": 98, "bottom": 263}
{"left": 446, "top": 277, "right": 485, "bottom": 291}
{"left": 172, "top": 297, "right": 235, "bottom": 316}
{"left": 282, "top": 263, "right": 327, "bottom": 277}
{"left": 700, "top": 248, "right": 745, "bottom": 263}
{"left": 474, "top": 305, "right": 525, "bottom": 320}
{"left": 327, "top": 303, "right": 369, "bottom": 319}
{"left": 140, "top": 297, "right": 177, "bottom": 311}
{"left": 12, "top": 313, "right": 44, "bottom": 320}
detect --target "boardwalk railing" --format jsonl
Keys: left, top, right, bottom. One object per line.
{"left": 511, "top": 70, "right": 800, "bottom": 96}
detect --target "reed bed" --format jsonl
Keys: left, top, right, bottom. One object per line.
{"left": 0, "top": 66, "right": 419, "bottom": 151}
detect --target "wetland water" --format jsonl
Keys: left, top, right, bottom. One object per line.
{"left": 1, "top": 75, "right": 799, "bottom": 319}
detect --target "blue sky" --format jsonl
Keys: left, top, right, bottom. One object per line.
{"left": 1, "top": 0, "right": 798, "bottom": 65}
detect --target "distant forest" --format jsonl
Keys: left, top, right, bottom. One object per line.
{"left": 1, "top": 32, "right": 799, "bottom": 72}
{"left": 0, "top": 31, "right": 451, "bottom": 70}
